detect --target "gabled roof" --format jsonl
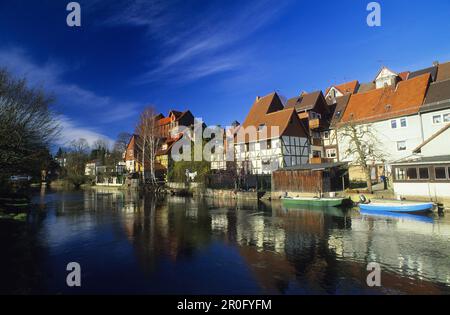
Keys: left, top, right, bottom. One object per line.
{"left": 242, "top": 92, "right": 284, "bottom": 128}
{"left": 409, "top": 65, "right": 438, "bottom": 82}
{"left": 285, "top": 91, "right": 324, "bottom": 112}
{"left": 237, "top": 107, "right": 307, "bottom": 142}
{"left": 325, "top": 80, "right": 359, "bottom": 97}
{"left": 157, "top": 110, "right": 193, "bottom": 126}
{"left": 374, "top": 66, "right": 398, "bottom": 81}
{"left": 239, "top": 92, "right": 307, "bottom": 142}
{"left": 436, "top": 62, "right": 450, "bottom": 82}
{"left": 124, "top": 134, "right": 142, "bottom": 161}
{"left": 339, "top": 73, "right": 430, "bottom": 125}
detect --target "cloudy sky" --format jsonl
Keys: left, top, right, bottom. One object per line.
{"left": 1, "top": 0, "right": 450, "bottom": 147}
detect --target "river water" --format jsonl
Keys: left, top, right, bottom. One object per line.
{"left": 1, "top": 188, "right": 449, "bottom": 295}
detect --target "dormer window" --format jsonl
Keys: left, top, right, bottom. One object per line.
{"left": 385, "top": 104, "right": 392, "bottom": 111}
{"left": 375, "top": 67, "right": 398, "bottom": 89}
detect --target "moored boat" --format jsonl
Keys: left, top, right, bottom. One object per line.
{"left": 359, "top": 201, "right": 434, "bottom": 213}
{"left": 282, "top": 197, "right": 347, "bottom": 207}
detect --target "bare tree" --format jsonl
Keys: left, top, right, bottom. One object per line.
{"left": 65, "top": 138, "right": 90, "bottom": 187}
{"left": 136, "top": 106, "right": 161, "bottom": 185}
{"left": 113, "top": 132, "right": 132, "bottom": 154}
{"left": 0, "top": 68, "right": 60, "bottom": 180}
{"left": 338, "top": 123, "right": 386, "bottom": 193}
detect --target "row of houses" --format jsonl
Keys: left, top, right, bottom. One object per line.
{"left": 209, "top": 61, "right": 450, "bottom": 199}
{"left": 103, "top": 60, "right": 450, "bottom": 200}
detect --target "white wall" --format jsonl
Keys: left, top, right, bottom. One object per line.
{"left": 420, "top": 109, "right": 450, "bottom": 157}
{"left": 393, "top": 182, "right": 450, "bottom": 198}
{"left": 235, "top": 136, "right": 309, "bottom": 174}
{"left": 337, "top": 115, "right": 423, "bottom": 163}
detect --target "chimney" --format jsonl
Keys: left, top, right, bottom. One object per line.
{"left": 256, "top": 96, "right": 261, "bottom": 102}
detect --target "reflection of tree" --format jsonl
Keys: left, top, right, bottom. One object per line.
{"left": 121, "top": 196, "right": 214, "bottom": 275}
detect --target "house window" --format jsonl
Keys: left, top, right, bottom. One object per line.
{"left": 391, "top": 120, "right": 397, "bottom": 129}
{"left": 395, "top": 168, "right": 406, "bottom": 180}
{"left": 258, "top": 124, "right": 266, "bottom": 131}
{"left": 245, "top": 143, "right": 250, "bottom": 152}
{"left": 400, "top": 118, "right": 407, "bottom": 128}
{"left": 435, "top": 167, "right": 447, "bottom": 180}
{"left": 326, "top": 149, "right": 337, "bottom": 158}
{"left": 419, "top": 167, "right": 430, "bottom": 180}
{"left": 323, "top": 131, "right": 330, "bottom": 139}
{"left": 433, "top": 115, "right": 442, "bottom": 124}
{"left": 397, "top": 141, "right": 407, "bottom": 151}
{"left": 406, "top": 168, "right": 418, "bottom": 180}
{"left": 266, "top": 139, "right": 272, "bottom": 150}
{"left": 444, "top": 113, "right": 450, "bottom": 122}
{"left": 312, "top": 150, "right": 321, "bottom": 158}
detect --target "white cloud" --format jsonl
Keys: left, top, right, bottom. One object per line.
{"left": 56, "top": 115, "right": 113, "bottom": 148}
{"left": 93, "top": 0, "right": 291, "bottom": 85}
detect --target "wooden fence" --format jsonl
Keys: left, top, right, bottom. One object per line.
{"left": 272, "top": 170, "right": 328, "bottom": 193}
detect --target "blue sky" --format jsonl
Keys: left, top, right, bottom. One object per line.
{"left": 1, "top": 0, "right": 450, "bottom": 146}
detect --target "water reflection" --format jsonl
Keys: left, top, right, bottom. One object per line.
{"left": 0, "top": 188, "right": 449, "bottom": 294}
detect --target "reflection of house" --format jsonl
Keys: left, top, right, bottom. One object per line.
{"left": 235, "top": 93, "right": 309, "bottom": 175}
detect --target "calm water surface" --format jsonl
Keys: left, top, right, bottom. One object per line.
{"left": 1, "top": 188, "right": 449, "bottom": 294}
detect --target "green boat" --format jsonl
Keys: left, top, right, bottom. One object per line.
{"left": 281, "top": 197, "right": 347, "bottom": 207}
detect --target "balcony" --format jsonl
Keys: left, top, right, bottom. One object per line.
{"left": 298, "top": 112, "right": 309, "bottom": 120}
{"left": 310, "top": 157, "right": 333, "bottom": 164}
{"left": 309, "top": 118, "right": 326, "bottom": 130}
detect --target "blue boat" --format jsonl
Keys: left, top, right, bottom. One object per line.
{"left": 359, "top": 201, "right": 434, "bottom": 213}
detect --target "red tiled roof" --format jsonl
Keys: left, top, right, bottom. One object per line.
{"left": 239, "top": 93, "right": 307, "bottom": 142}
{"left": 398, "top": 71, "right": 410, "bottom": 81}
{"left": 326, "top": 80, "right": 359, "bottom": 96}
{"left": 339, "top": 73, "right": 430, "bottom": 125}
